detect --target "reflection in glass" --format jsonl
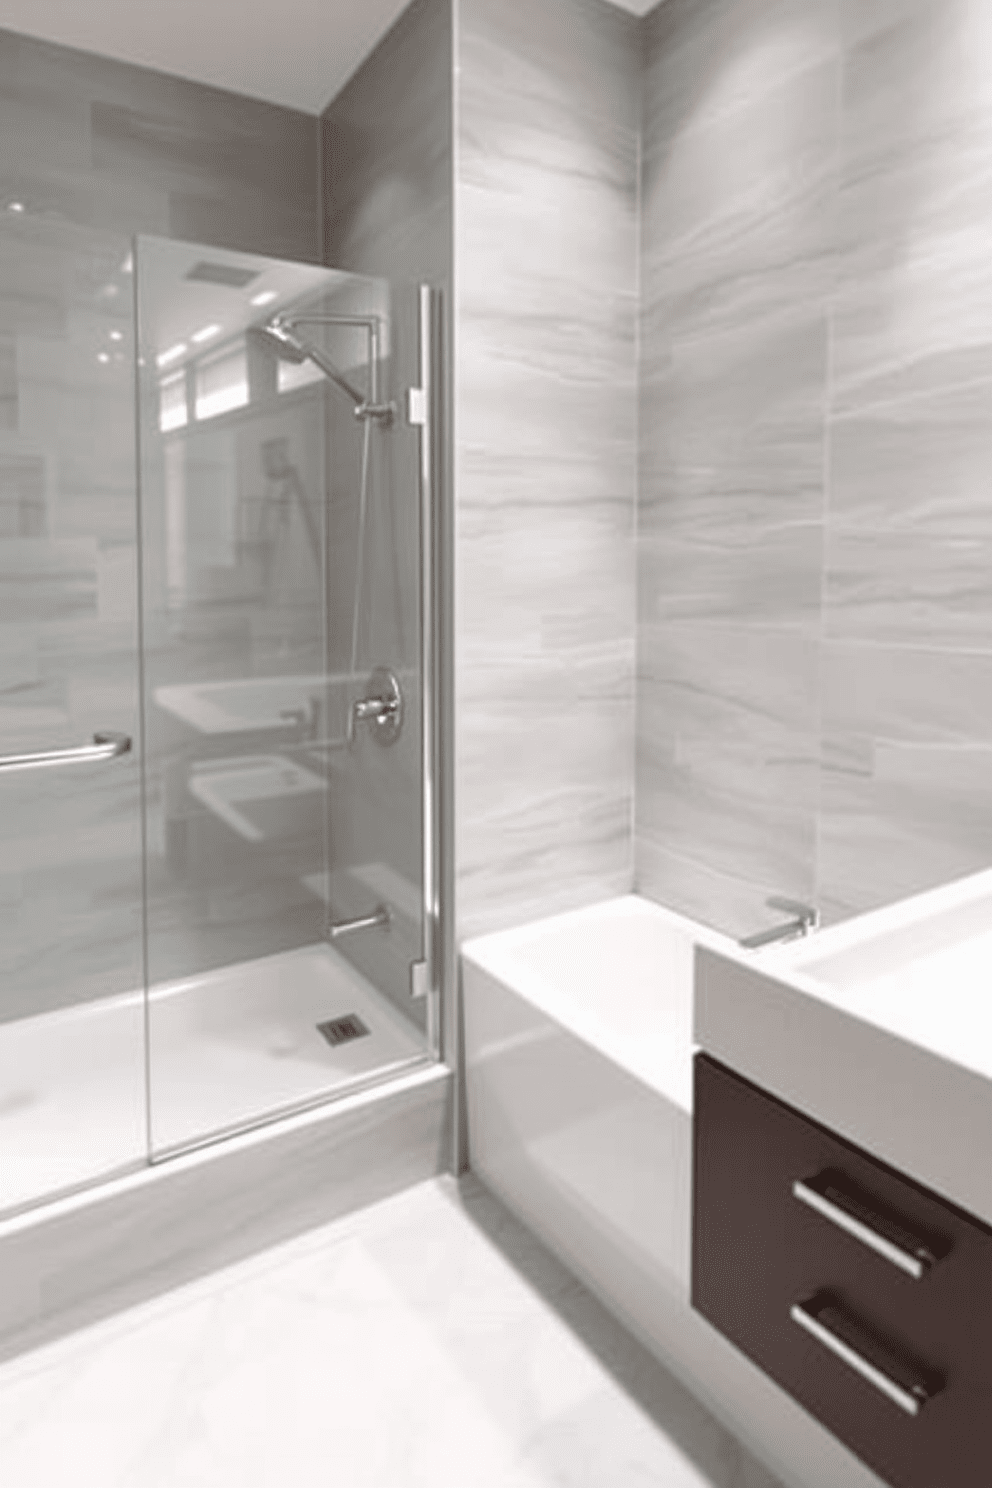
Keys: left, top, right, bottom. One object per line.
{"left": 136, "top": 237, "right": 430, "bottom": 1155}
{"left": 0, "top": 220, "right": 434, "bottom": 1218}
{"left": 0, "top": 214, "right": 145, "bottom": 1213}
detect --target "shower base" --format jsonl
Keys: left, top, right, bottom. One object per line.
{"left": 0, "top": 943, "right": 427, "bottom": 1217}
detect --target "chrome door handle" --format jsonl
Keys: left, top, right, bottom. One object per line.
{"left": 0, "top": 731, "right": 132, "bottom": 774}
{"left": 790, "top": 1296, "right": 942, "bottom": 1417}
{"left": 793, "top": 1172, "right": 939, "bottom": 1280}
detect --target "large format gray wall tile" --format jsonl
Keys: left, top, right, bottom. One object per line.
{"left": 0, "top": 28, "right": 318, "bottom": 261}
{"left": 319, "top": 0, "right": 452, "bottom": 1007}
{"left": 639, "top": 0, "right": 992, "bottom": 932}
{"left": 0, "top": 27, "right": 319, "bottom": 1025}
{"left": 321, "top": 0, "right": 452, "bottom": 284}
{"left": 637, "top": 0, "right": 839, "bottom": 939}
{"left": 818, "top": 0, "right": 992, "bottom": 916}
{"left": 455, "top": 0, "right": 639, "bottom": 939}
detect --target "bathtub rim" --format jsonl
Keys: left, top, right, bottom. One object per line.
{"left": 461, "top": 893, "right": 737, "bottom": 1112}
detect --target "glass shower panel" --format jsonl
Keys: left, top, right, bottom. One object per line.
{"left": 0, "top": 215, "right": 145, "bottom": 1214}
{"left": 135, "top": 238, "right": 430, "bottom": 1155}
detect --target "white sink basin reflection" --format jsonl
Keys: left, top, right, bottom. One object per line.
{"left": 155, "top": 675, "right": 327, "bottom": 734}
{"left": 188, "top": 755, "right": 326, "bottom": 842}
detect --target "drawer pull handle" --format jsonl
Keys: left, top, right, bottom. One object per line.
{"left": 792, "top": 1175, "right": 938, "bottom": 1280}
{"left": 790, "top": 1298, "right": 940, "bottom": 1417}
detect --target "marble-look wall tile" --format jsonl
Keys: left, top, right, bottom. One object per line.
{"left": 0, "top": 28, "right": 320, "bottom": 1021}
{"left": 817, "top": 643, "right": 992, "bottom": 919}
{"left": 321, "top": 0, "right": 452, "bottom": 284}
{"left": 320, "top": 6, "right": 452, "bottom": 1008}
{"left": 646, "top": 0, "right": 839, "bottom": 150}
{"left": 636, "top": 0, "right": 838, "bottom": 936}
{"left": 641, "top": 54, "right": 839, "bottom": 343}
{"left": 816, "top": 0, "right": 992, "bottom": 914}
{"left": 637, "top": 622, "right": 819, "bottom": 935}
{"left": 0, "top": 28, "right": 318, "bottom": 262}
{"left": 833, "top": 1, "right": 992, "bottom": 409}
{"left": 456, "top": 0, "right": 640, "bottom": 938}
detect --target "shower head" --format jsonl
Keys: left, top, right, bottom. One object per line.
{"left": 250, "top": 314, "right": 394, "bottom": 424}
{"left": 249, "top": 318, "right": 309, "bottom": 365}
{"left": 250, "top": 315, "right": 366, "bottom": 407}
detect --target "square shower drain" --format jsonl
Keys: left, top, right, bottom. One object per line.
{"left": 317, "top": 1013, "right": 371, "bottom": 1047}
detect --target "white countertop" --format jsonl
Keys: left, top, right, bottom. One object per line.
{"left": 695, "top": 867, "right": 992, "bottom": 1229}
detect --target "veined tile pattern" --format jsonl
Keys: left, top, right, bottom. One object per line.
{"left": 322, "top": 4, "right": 453, "bottom": 1007}
{"left": 321, "top": 0, "right": 452, "bottom": 286}
{"left": 819, "top": 0, "right": 992, "bottom": 915}
{"left": 636, "top": 0, "right": 837, "bottom": 937}
{"left": 456, "top": 0, "right": 639, "bottom": 939}
{"left": 0, "top": 27, "right": 318, "bottom": 261}
{"left": 638, "top": 0, "right": 992, "bottom": 931}
{"left": 0, "top": 26, "right": 320, "bottom": 1027}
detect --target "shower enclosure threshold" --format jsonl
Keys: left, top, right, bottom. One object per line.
{"left": 0, "top": 1057, "right": 451, "bottom": 1365}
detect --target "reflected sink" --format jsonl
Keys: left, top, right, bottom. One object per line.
{"left": 187, "top": 755, "right": 326, "bottom": 842}
{"left": 154, "top": 675, "right": 328, "bottom": 735}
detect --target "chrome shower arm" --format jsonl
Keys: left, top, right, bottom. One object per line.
{"left": 269, "top": 314, "right": 393, "bottom": 419}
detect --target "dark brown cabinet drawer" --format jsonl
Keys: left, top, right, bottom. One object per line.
{"left": 692, "top": 1054, "right": 992, "bottom": 1488}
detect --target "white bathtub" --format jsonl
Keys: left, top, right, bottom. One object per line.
{"left": 462, "top": 896, "right": 733, "bottom": 1330}
{"left": 462, "top": 894, "right": 885, "bottom": 1488}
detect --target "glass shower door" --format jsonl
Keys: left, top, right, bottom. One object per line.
{"left": 0, "top": 216, "right": 146, "bottom": 1214}
{"left": 135, "top": 237, "right": 435, "bottom": 1155}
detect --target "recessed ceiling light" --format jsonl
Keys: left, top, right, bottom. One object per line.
{"left": 97, "top": 352, "right": 110, "bottom": 364}
{"left": 156, "top": 343, "right": 188, "bottom": 368}
{"left": 250, "top": 290, "right": 277, "bottom": 307}
{"left": 109, "top": 330, "right": 123, "bottom": 342}
{"left": 191, "top": 323, "right": 221, "bottom": 344}
{"left": 7, "top": 201, "right": 25, "bottom": 214}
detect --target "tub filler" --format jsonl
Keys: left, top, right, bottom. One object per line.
{"left": 462, "top": 896, "right": 887, "bottom": 1488}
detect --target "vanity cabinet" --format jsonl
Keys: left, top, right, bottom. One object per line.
{"left": 692, "top": 1054, "right": 992, "bottom": 1488}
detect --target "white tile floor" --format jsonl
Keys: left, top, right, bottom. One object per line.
{"left": 0, "top": 1175, "right": 785, "bottom": 1488}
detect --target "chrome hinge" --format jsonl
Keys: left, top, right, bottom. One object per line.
{"left": 406, "top": 387, "right": 427, "bottom": 427}
{"left": 410, "top": 959, "right": 430, "bottom": 999}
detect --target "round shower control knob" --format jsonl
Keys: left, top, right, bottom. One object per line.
{"left": 351, "top": 667, "right": 403, "bottom": 746}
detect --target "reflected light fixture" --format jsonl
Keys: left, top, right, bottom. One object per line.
{"left": 191, "top": 323, "right": 221, "bottom": 344}
{"left": 156, "top": 342, "right": 188, "bottom": 368}
{"left": 7, "top": 201, "right": 25, "bottom": 214}
{"left": 250, "top": 290, "right": 277, "bottom": 307}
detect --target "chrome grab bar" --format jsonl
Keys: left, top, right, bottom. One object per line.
{"left": 0, "top": 731, "right": 132, "bottom": 775}
{"left": 740, "top": 896, "right": 819, "bottom": 949}
{"left": 328, "top": 904, "right": 391, "bottom": 940}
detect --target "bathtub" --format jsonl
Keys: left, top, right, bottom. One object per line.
{"left": 461, "top": 895, "right": 881, "bottom": 1488}
{"left": 462, "top": 895, "right": 733, "bottom": 1334}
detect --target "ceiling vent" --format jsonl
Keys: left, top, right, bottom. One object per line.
{"left": 184, "top": 261, "right": 259, "bottom": 288}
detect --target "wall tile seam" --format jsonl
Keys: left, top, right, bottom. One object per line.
{"left": 629, "top": 10, "right": 646, "bottom": 889}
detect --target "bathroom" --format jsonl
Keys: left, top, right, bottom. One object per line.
{"left": 0, "top": 0, "right": 989, "bottom": 1484}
